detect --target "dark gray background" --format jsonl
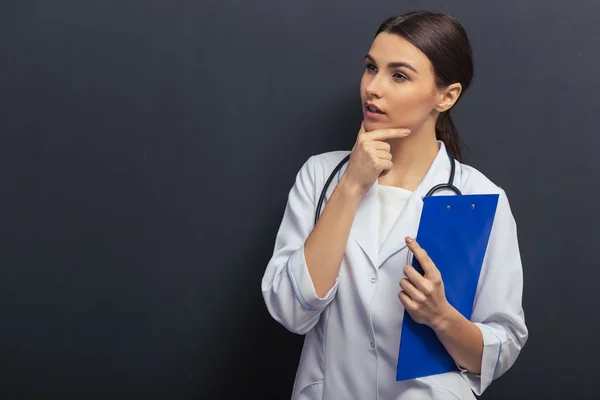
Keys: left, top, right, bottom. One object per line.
{"left": 1, "top": 0, "right": 598, "bottom": 398}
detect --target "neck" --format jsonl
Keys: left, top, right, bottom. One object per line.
{"left": 378, "top": 127, "right": 439, "bottom": 191}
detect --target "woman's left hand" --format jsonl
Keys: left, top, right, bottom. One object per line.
{"left": 399, "top": 236, "right": 453, "bottom": 330}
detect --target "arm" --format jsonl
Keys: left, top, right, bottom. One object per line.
{"left": 306, "top": 124, "right": 408, "bottom": 297}
{"left": 263, "top": 125, "right": 408, "bottom": 334}
{"left": 261, "top": 155, "right": 360, "bottom": 334}
{"left": 400, "top": 238, "right": 484, "bottom": 374}
{"left": 400, "top": 189, "right": 527, "bottom": 395}
{"left": 305, "top": 174, "right": 361, "bottom": 298}
{"left": 432, "top": 306, "right": 484, "bottom": 374}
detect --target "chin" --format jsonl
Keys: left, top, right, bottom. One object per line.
{"left": 363, "top": 120, "right": 391, "bottom": 132}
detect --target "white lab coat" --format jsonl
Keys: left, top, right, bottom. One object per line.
{"left": 261, "top": 142, "right": 528, "bottom": 400}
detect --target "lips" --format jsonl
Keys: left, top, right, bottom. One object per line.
{"left": 365, "top": 102, "right": 385, "bottom": 114}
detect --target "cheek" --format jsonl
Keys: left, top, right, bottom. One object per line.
{"left": 359, "top": 73, "right": 369, "bottom": 99}
{"left": 387, "top": 87, "right": 437, "bottom": 126}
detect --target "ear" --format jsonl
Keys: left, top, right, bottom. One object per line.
{"left": 435, "top": 83, "right": 463, "bottom": 113}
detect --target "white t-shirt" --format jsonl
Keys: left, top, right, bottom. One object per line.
{"left": 377, "top": 185, "right": 413, "bottom": 248}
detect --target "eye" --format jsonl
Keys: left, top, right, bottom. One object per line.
{"left": 393, "top": 72, "right": 408, "bottom": 81}
{"left": 365, "top": 63, "right": 377, "bottom": 72}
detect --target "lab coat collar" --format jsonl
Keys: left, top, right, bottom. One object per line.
{"left": 378, "top": 141, "right": 457, "bottom": 265}
{"left": 326, "top": 141, "right": 458, "bottom": 269}
{"left": 348, "top": 176, "right": 381, "bottom": 268}
{"left": 329, "top": 156, "right": 380, "bottom": 268}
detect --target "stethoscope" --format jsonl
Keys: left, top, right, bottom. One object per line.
{"left": 314, "top": 150, "right": 462, "bottom": 225}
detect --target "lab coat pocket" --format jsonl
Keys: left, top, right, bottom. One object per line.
{"left": 295, "top": 381, "right": 324, "bottom": 400}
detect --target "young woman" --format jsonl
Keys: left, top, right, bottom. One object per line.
{"left": 261, "top": 11, "right": 528, "bottom": 400}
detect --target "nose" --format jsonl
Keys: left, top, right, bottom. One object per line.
{"left": 365, "top": 73, "right": 384, "bottom": 99}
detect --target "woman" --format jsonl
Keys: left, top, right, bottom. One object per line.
{"left": 261, "top": 11, "right": 528, "bottom": 400}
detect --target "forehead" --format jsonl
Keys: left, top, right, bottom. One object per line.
{"left": 368, "top": 32, "right": 432, "bottom": 71}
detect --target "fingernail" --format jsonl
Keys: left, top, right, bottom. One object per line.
{"left": 405, "top": 236, "right": 413, "bottom": 244}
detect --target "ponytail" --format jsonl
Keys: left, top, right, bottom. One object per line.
{"left": 435, "top": 111, "right": 464, "bottom": 163}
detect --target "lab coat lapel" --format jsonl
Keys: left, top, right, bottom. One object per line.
{"left": 349, "top": 181, "right": 380, "bottom": 268}
{"left": 378, "top": 143, "right": 454, "bottom": 265}
{"left": 321, "top": 161, "right": 380, "bottom": 268}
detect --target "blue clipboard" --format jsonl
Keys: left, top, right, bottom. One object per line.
{"left": 396, "top": 193, "right": 499, "bottom": 381}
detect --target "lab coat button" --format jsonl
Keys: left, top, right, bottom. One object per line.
{"left": 370, "top": 278, "right": 376, "bottom": 283}
{"left": 370, "top": 342, "right": 375, "bottom": 349}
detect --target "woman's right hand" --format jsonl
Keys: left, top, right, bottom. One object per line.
{"left": 340, "top": 122, "right": 411, "bottom": 196}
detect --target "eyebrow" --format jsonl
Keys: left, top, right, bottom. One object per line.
{"left": 365, "top": 54, "right": 418, "bottom": 74}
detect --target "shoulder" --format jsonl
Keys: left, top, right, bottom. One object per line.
{"left": 298, "top": 150, "right": 351, "bottom": 186}
{"left": 458, "top": 162, "right": 503, "bottom": 195}
{"left": 459, "top": 162, "right": 517, "bottom": 221}
{"left": 289, "top": 150, "right": 351, "bottom": 204}
{"left": 308, "top": 150, "right": 351, "bottom": 173}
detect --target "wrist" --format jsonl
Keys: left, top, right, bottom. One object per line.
{"left": 431, "top": 302, "right": 456, "bottom": 333}
{"left": 337, "top": 176, "right": 364, "bottom": 199}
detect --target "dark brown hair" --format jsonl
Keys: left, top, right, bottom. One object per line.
{"left": 376, "top": 11, "right": 474, "bottom": 162}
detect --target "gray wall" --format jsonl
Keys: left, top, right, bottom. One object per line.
{"left": 1, "top": 0, "right": 598, "bottom": 398}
